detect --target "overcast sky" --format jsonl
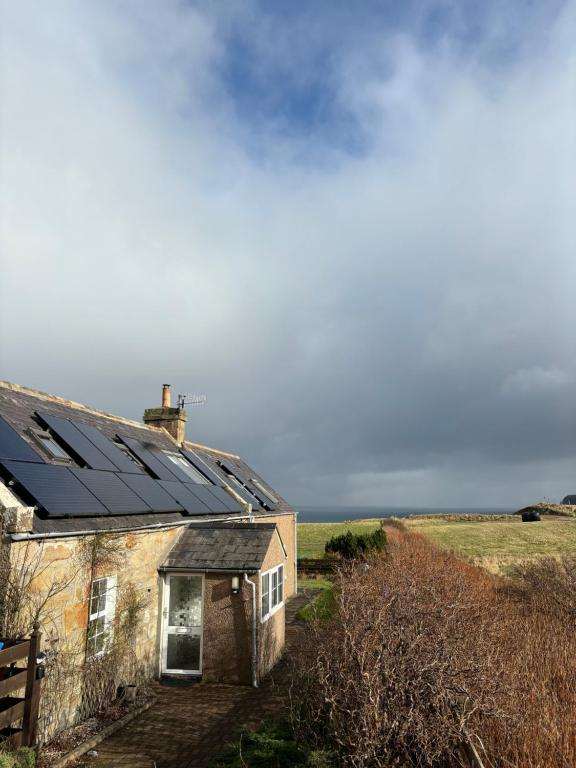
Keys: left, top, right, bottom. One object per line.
{"left": 1, "top": 1, "right": 575, "bottom": 508}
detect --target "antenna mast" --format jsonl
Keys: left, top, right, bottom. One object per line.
{"left": 177, "top": 393, "right": 207, "bottom": 409}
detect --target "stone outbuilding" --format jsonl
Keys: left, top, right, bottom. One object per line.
{"left": 0, "top": 381, "right": 297, "bottom": 742}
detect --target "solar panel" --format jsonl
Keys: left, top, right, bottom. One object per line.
{"left": 182, "top": 484, "right": 230, "bottom": 513}
{"left": 3, "top": 461, "right": 107, "bottom": 517}
{"left": 217, "top": 460, "right": 276, "bottom": 509}
{"left": 36, "top": 413, "right": 117, "bottom": 471}
{"left": 119, "top": 473, "right": 183, "bottom": 513}
{"left": 0, "top": 416, "right": 44, "bottom": 463}
{"left": 209, "top": 486, "right": 244, "bottom": 512}
{"left": 247, "top": 478, "right": 278, "bottom": 508}
{"left": 117, "top": 436, "right": 180, "bottom": 481}
{"left": 157, "top": 481, "right": 213, "bottom": 514}
{"left": 71, "top": 469, "right": 151, "bottom": 514}
{"left": 72, "top": 421, "right": 145, "bottom": 474}
{"left": 181, "top": 449, "right": 225, "bottom": 486}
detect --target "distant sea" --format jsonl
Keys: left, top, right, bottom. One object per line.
{"left": 297, "top": 505, "right": 514, "bottom": 523}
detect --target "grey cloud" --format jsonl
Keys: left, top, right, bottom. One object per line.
{"left": 1, "top": 1, "right": 575, "bottom": 507}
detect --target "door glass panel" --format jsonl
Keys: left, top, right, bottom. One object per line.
{"left": 168, "top": 575, "right": 202, "bottom": 627}
{"left": 166, "top": 632, "right": 201, "bottom": 671}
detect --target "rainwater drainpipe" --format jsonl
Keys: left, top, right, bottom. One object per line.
{"left": 244, "top": 573, "right": 258, "bottom": 688}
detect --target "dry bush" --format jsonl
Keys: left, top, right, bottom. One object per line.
{"left": 291, "top": 529, "right": 576, "bottom": 768}
{"left": 506, "top": 554, "right": 576, "bottom": 621}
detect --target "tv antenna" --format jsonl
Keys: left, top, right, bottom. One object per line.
{"left": 177, "top": 393, "right": 207, "bottom": 409}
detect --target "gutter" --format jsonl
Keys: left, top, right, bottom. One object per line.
{"left": 244, "top": 573, "right": 258, "bottom": 688}
{"left": 10, "top": 513, "right": 253, "bottom": 542}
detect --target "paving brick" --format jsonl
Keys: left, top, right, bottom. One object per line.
{"left": 76, "top": 594, "right": 310, "bottom": 768}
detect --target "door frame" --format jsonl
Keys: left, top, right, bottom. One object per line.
{"left": 160, "top": 571, "right": 204, "bottom": 675}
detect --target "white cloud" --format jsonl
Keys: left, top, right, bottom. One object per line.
{"left": 1, "top": 1, "right": 575, "bottom": 505}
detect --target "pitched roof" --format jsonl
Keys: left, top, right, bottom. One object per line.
{"left": 0, "top": 382, "right": 294, "bottom": 535}
{"left": 161, "top": 522, "right": 277, "bottom": 571}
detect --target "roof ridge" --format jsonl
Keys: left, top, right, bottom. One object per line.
{"left": 0, "top": 380, "right": 161, "bottom": 433}
{"left": 184, "top": 440, "right": 240, "bottom": 460}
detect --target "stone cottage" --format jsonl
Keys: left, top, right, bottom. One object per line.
{"left": 0, "top": 381, "right": 296, "bottom": 740}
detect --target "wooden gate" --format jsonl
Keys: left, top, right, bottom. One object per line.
{"left": 0, "top": 624, "right": 42, "bottom": 748}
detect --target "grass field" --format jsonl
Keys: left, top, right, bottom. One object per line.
{"left": 297, "top": 516, "right": 576, "bottom": 574}
{"left": 405, "top": 516, "right": 576, "bottom": 572}
{"left": 297, "top": 519, "right": 382, "bottom": 558}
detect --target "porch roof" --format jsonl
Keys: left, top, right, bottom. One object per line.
{"left": 161, "top": 522, "right": 276, "bottom": 572}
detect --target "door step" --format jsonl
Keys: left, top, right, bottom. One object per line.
{"left": 159, "top": 674, "right": 202, "bottom": 687}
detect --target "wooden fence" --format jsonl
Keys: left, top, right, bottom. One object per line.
{"left": 0, "top": 624, "right": 42, "bottom": 748}
{"left": 297, "top": 557, "right": 338, "bottom": 575}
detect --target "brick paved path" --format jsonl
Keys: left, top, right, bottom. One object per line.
{"left": 76, "top": 592, "right": 311, "bottom": 768}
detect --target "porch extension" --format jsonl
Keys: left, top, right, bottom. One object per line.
{"left": 75, "top": 593, "right": 309, "bottom": 768}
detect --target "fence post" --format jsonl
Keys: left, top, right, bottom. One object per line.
{"left": 21, "top": 623, "right": 42, "bottom": 747}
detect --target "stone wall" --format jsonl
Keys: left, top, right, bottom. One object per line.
{"left": 6, "top": 524, "right": 184, "bottom": 740}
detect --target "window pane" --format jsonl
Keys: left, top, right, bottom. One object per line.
{"left": 262, "top": 573, "right": 269, "bottom": 597}
{"left": 168, "top": 575, "right": 202, "bottom": 627}
{"left": 278, "top": 567, "right": 284, "bottom": 604}
{"left": 166, "top": 633, "right": 200, "bottom": 671}
{"left": 262, "top": 591, "right": 269, "bottom": 618}
{"left": 37, "top": 434, "right": 69, "bottom": 459}
{"left": 165, "top": 453, "right": 210, "bottom": 484}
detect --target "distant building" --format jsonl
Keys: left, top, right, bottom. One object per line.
{"left": 561, "top": 494, "right": 576, "bottom": 504}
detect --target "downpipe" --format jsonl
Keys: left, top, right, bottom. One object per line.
{"left": 244, "top": 573, "right": 258, "bottom": 687}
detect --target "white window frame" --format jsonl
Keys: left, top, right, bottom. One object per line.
{"left": 260, "top": 564, "right": 284, "bottom": 622}
{"left": 87, "top": 575, "right": 117, "bottom": 659}
{"left": 28, "top": 428, "right": 72, "bottom": 463}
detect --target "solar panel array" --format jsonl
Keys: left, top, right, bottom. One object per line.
{"left": 0, "top": 413, "right": 247, "bottom": 519}
{"left": 217, "top": 460, "right": 277, "bottom": 510}
{"left": 36, "top": 413, "right": 119, "bottom": 471}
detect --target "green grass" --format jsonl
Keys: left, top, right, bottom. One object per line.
{"left": 296, "top": 583, "right": 337, "bottom": 622}
{"left": 297, "top": 519, "right": 383, "bottom": 559}
{"left": 405, "top": 516, "right": 576, "bottom": 573}
{"left": 298, "top": 576, "right": 333, "bottom": 591}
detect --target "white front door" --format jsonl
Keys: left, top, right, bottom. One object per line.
{"left": 161, "top": 573, "right": 203, "bottom": 674}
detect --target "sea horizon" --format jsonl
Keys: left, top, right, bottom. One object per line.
{"left": 296, "top": 505, "right": 515, "bottom": 523}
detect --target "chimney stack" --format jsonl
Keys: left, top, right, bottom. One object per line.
{"left": 143, "top": 384, "right": 187, "bottom": 445}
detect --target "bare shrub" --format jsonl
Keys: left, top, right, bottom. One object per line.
{"left": 291, "top": 530, "right": 576, "bottom": 768}
{"left": 0, "top": 541, "right": 79, "bottom": 638}
{"left": 507, "top": 554, "right": 576, "bottom": 621}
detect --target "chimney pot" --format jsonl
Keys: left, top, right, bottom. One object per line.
{"left": 162, "top": 384, "right": 171, "bottom": 408}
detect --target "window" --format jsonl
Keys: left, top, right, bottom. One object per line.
{"left": 261, "top": 565, "right": 284, "bottom": 621}
{"left": 163, "top": 452, "right": 210, "bottom": 484}
{"left": 87, "top": 576, "right": 117, "bottom": 658}
{"left": 28, "top": 429, "right": 72, "bottom": 462}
